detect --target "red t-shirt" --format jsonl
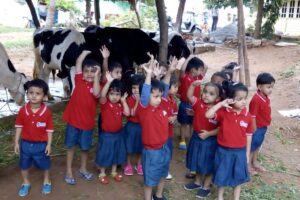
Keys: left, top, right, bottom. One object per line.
{"left": 101, "top": 100, "right": 123, "bottom": 133}
{"left": 178, "top": 73, "right": 203, "bottom": 102}
{"left": 249, "top": 91, "right": 271, "bottom": 128}
{"left": 136, "top": 100, "right": 169, "bottom": 149}
{"left": 191, "top": 98, "right": 218, "bottom": 133}
{"left": 164, "top": 95, "right": 178, "bottom": 138}
{"left": 214, "top": 107, "right": 253, "bottom": 148}
{"left": 63, "top": 73, "right": 99, "bottom": 130}
{"left": 126, "top": 95, "right": 139, "bottom": 123}
{"left": 15, "top": 103, "right": 54, "bottom": 142}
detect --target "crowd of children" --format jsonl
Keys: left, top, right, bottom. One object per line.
{"left": 14, "top": 46, "right": 275, "bottom": 200}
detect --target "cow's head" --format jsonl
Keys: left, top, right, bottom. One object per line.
{"left": 8, "top": 72, "right": 27, "bottom": 105}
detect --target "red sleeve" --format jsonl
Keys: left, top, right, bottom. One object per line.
{"left": 15, "top": 107, "right": 25, "bottom": 128}
{"left": 191, "top": 97, "right": 200, "bottom": 110}
{"left": 173, "top": 100, "right": 178, "bottom": 115}
{"left": 74, "top": 73, "right": 83, "bottom": 84}
{"left": 249, "top": 96, "right": 259, "bottom": 118}
{"left": 246, "top": 114, "right": 254, "bottom": 135}
{"left": 46, "top": 110, "right": 54, "bottom": 133}
{"left": 214, "top": 107, "right": 225, "bottom": 122}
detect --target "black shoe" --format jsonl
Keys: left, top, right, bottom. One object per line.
{"left": 183, "top": 182, "right": 202, "bottom": 191}
{"left": 152, "top": 194, "right": 167, "bottom": 200}
{"left": 196, "top": 188, "right": 211, "bottom": 199}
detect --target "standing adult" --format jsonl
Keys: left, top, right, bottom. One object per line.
{"left": 211, "top": 7, "right": 219, "bottom": 32}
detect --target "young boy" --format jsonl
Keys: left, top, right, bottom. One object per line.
{"left": 14, "top": 79, "right": 54, "bottom": 196}
{"left": 178, "top": 55, "right": 207, "bottom": 150}
{"left": 137, "top": 54, "right": 176, "bottom": 200}
{"left": 63, "top": 50, "right": 101, "bottom": 185}
{"left": 249, "top": 73, "right": 275, "bottom": 175}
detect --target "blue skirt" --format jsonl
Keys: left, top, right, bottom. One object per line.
{"left": 95, "top": 130, "right": 127, "bottom": 167}
{"left": 142, "top": 144, "right": 171, "bottom": 187}
{"left": 186, "top": 132, "right": 217, "bottom": 175}
{"left": 124, "top": 121, "right": 143, "bottom": 154}
{"left": 178, "top": 101, "right": 193, "bottom": 124}
{"left": 213, "top": 146, "right": 250, "bottom": 187}
{"left": 251, "top": 127, "right": 268, "bottom": 152}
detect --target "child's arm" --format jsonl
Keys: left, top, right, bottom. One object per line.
{"left": 140, "top": 54, "right": 154, "bottom": 106}
{"left": 252, "top": 117, "right": 257, "bottom": 132}
{"left": 121, "top": 93, "right": 130, "bottom": 116}
{"left": 93, "top": 66, "right": 101, "bottom": 97}
{"left": 131, "top": 95, "right": 140, "bottom": 116}
{"left": 180, "top": 54, "right": 195, "bottom": 78}
{"left": 100, "top": 45, "right": 110, "bottom": 82}
{"left": 75, "top": 50, "right": 91, "bottom": 73}
{"left": 100, "top": 72, "right": 114, "bottom": 103}
{"left": 45, "top": 132, "right": 53, "bottom": 156}
{"left": 198, "top": 128, "right": 219, "bottom": 140}
{"left": 205, "top": 99, "right": 235, "bottom": 119}
{"left": 14, "top": 128, "right": 22, "bottom": 154}
{"left": 187, "top": 80, "right": 202, "bottom": 104}
{"left": 246, "top": 135, "right": 252, "bottom": 164}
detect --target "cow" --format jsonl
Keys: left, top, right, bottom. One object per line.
{"left": 0, "top": 42, "right": 28, "bottom": 105}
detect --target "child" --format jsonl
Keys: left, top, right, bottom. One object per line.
{"left": 221, "top": 62, "right": 240, "bottom": 83}
{"left": 96, "top": 73, "right": 129, "bottom": 185}
{"left": 178, "top": 55, "right": 207, "bottom": 150}
{"left": 249, "top": 73, "right": 275, "bottom": 175}
{"left": 211, "top": 71, "right": 228, "bottom": 85}
{"left": 205, "top": 82, "right": 253, "bottom": 200}
{"left": 184, "top": 81, "right": 222, "bottom": 198}
{"left": 14, "top": 79, "right": 54, "bottom": 196}
{"left": 63, "top": 50, "right": 101, "bottom": 185}
{"left": 123, "top": 74, "right": 145, "bottom": 176}
{"left": 136, "top": 55, "right": 174, "bottom": 200}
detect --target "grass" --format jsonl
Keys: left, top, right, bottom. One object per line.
{"left": 0, "top": 24, "right": 33, "bottom": 33}
{"left": 2, "top": 38, "right": 32, "bottom": 49}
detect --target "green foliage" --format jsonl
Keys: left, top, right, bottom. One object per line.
{"left": 204, "top": 0, "right": 252, "bottom": 9}
{"left": 3, "top": 38, "right": 32, "bottom": 49}
{"left": 246, "top": 24, "right": 255, "bottom": 36}
{"left": 280, "top": 66, "right": 296, "bottom": 79}
{"left": 43, "top": 0, "right": 80, "bottom": 13}
{"left": 261, "top": 0, "right": 283, "bottom": 39}
{"left": 0, "top": 25, "right": 33, "bottom": 33}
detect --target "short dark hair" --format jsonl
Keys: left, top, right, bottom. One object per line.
{"left": 221, "top": 69, "right": 233, "bottom": 80}
{"left": 24, "top": 79, "right": 49, "bottom": 95}
{"left": 185, "top": 57, "right": 204, "bottom": 73}
{"left": 211, "top": 71, "right": 228, "bottom": 82}
{"left": 256, "top": 73, "right": 275, "bottom": 85}
{"left": 108, "top": 79, "right": 124, "bottom": 94}
{"left": 222, "top": 81, "right": 248, "bottom": 99}
{"left": 169, "top": 74, "right": 179, "bottom": 89}
{"left": 82, "top": 59, "right": 101, "bottom": 70}
{"left": 108, "top": 60, "right": 122, "bottom": 72}
{"left": 223, "top": 62, "right": 238, "bottom": 70}
{"left": 151, "top": 79, "right": 164, "bottom": 93}
{"left": 129, "top": 74, "right": 145, "bottom": 95}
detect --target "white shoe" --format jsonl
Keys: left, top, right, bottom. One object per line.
{"left": 165, "top": 172, "right": 173, "bottom": 180}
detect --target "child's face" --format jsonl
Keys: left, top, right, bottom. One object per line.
{"left": 232, "top": 90, "right": 247, "bottom": 110}
{"left": 83, "top": 66, "right": 98, "bottom": 82}
{"left": 191, "top": 67, "right": 204, "bottom": 77}
{"left": 211, "top": 75, "right": 225, "bottom": 85}
{"left": 110, "top": 68, "right": 122, "bottom": 80}
{"left": 258, "top": 82, "right": 274, "bottom": 97}
{"left": 26, "top": 86, "right": 45, "bottom": 105}
{"left": 150, "top": 89, "right": 162, "bottom": 107}
{"left": 132, "top": 85, "right": 140, "bottom": 98}
{"left": 169, "top": 84, "right": 178, "bottom": 95}
{"left": 201, "top": 85, "right": 219, "bottom": 104}
{"left": 108, "top": 90, "right": 121, "bottom": 103}
{"left": 160, "top": 66, "right": 167, "bottom": 77}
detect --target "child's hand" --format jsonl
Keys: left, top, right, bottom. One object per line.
{"left": 121, "top": 92, "right": 128, "bottom": 102}
{"left": 153, "top": 62, "right": 162, "bottom": 78}
{"left": 198, "top": 130, "right": 210, "bottom": 140}
{"left": 45, "top": 144, "right": 51, "bottom": 156}
{"left": 168, "top": 116, "right": 176, "bottom": 124}
{"left": 192, "top": 80, "right": 202, "bottom": 86}
{"left": 142, "top": 63, "right": 153, "bottom": 75}
{"left": 186, "top": 108, "right": 194, "bottom": 116}
{"left": 134, "top": 93, "right": 140, "bottom": 101}
{"left": 14, "top": 143, "right": 20, "bottom": 154}
{"left": 100, "top": 45, "right": 110, "bottom": 59}
{"left": 176, "top": 57, "right": 186, "bottom": 70}
{"left": 94, "top": 65, "right": 101, "bottom": 77}
{"left": 106, "top": 72, "right": 114, "bottom": 82}
{"left": 220, "top": 99, "right": 235, "bottom": 109}
{"left": 76, "top": 50, "right": 91, "bottom": 65}
{"left": 169, "top": 56, "right": 178, "bottom": 73}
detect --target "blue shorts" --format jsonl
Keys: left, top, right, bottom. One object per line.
{"left": 95, "top": 130, "right": 127, "bottom": 167}
{"left": 124, "top": 121, "right": 143, "bottom": 154}
{"left": 166, "top": 138, "right": 173, "bottom": 160}
{"left": 177, "top": 101, "right": 193, "bottom": 124}
{"left": 20, "top": 140, "right": 51, "bottom": 170}
{"left": 64, "top": 124, "right": 94, "bottom": 151}
{"left": 213, "top": 146, "right": 250, "bottom": 187}
{"left": 142, "top": 144, "right": 171, "bottom": 187}
{"left": 251, "top": 127, "right": 268, "bottom": 152}
{"left": 186, "top": 132, "right": 217, "bottom": 175}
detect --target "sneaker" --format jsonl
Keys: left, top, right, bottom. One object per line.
{"left": 184, "top": 182, "right": 202, "bottom": 191}
{"left": 18, "top": 184, "right": 30, "bottom": 197}
{"left": 152, "top": 194, "right": 167, "bottom": 200}
{"left": 196, "top": 188, "right": 211, "bottom": 199}
{"left": 124, "top": 165, "right": 134, "bottom": 176}
{"left": 41, "top": 183, "right": 52, "bottom": 194}
{"left": 165, "top": 172, "right": 173, "bottom": 180}
{"left": 179, "top": 141, "right": 187, "bottom": 150}
{"left": 78, "top": 170, "right": 93, "bottom": 181}
{"left": 135, "top": 164, "right": 143, "bottom": 176}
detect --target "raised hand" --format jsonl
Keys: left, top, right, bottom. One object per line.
{"left": 105, "top": 71, "right": 114, "bottom": 82}
{"left": 94, "top": 65, "right": 101, "bottom": 77}
{"left": 192, "top": 80, "right": 203, "bottom": 87}
{"left": 153, "top": 62, "right": 162, "bottom": 78}
{"left": 169, "top": 56, "right": 178, "bottom": 72}
{"left": 100, "top": 45, "right": 110, "bottom": 59}
{"left": 121, "top": 92, "right": 128, "bottom": 102}
{"left": 176, "top": 57, "right": 186, "bottom": 70}
{"left": 220, "top": 99, "right": 235, "bottom": 109}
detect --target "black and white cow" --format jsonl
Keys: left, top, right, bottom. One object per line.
{"left": 0, "top": 42, "right": 27, "bottom": 105}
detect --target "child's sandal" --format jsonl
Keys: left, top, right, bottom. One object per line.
{"left": 98, "top": 174, "right": 109, "bottom": 185}
{"left": 111, "top": 172, "right": 123, "bottom": 182}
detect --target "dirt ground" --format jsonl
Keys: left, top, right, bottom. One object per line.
{"left": 0, "top": 33, "right": 300, "bottom": 200}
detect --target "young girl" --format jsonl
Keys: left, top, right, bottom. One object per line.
{"left": 205, "top": 82, "right": 253, "bottom": 200}
{"left": 95, "top": 73, "right": 129, "bottom": 185}
{"left": 123, "top": 74, "right": 145, "bottom": 176}
{"left": 184, "top": 81, "right": 222, "bottom": 198}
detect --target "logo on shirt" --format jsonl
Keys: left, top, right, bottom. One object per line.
{"left": 163, "top": 110, "right": 167, "bottom": 116}
{"left": 90, "top": 88, "right": 93, "bottom": 93}
{"left": 240, "top": 120, "right": 248, "bottom": 128}
{"left": 208, "top": 119, "right": 218, "bottom": 125}
{"left": 36, "top": 122, "right": 46, "bottom": 127}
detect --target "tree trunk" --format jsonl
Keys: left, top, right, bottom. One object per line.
{"left": 131, "top": 0, "right": 142, "bottom": 28}
{"left": 86, "top": 0, "right": 92, "bottom": 25}
{"left": 94, "top": 0, "right": 100, "bottom": 25}
{"left": 254, "top": 0, "right": 264, "bottom": 38}
{"left": 25, "top": 0, "right": 40, "bottom": 28}
{"left": 45, "top": 0, "right": 56, "bottom": 28}
{"left": 155, "top": 0, "right": 168, "bottom": 62}
{"left": 174, "top": 0, "right": 186, "bottom": 32}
